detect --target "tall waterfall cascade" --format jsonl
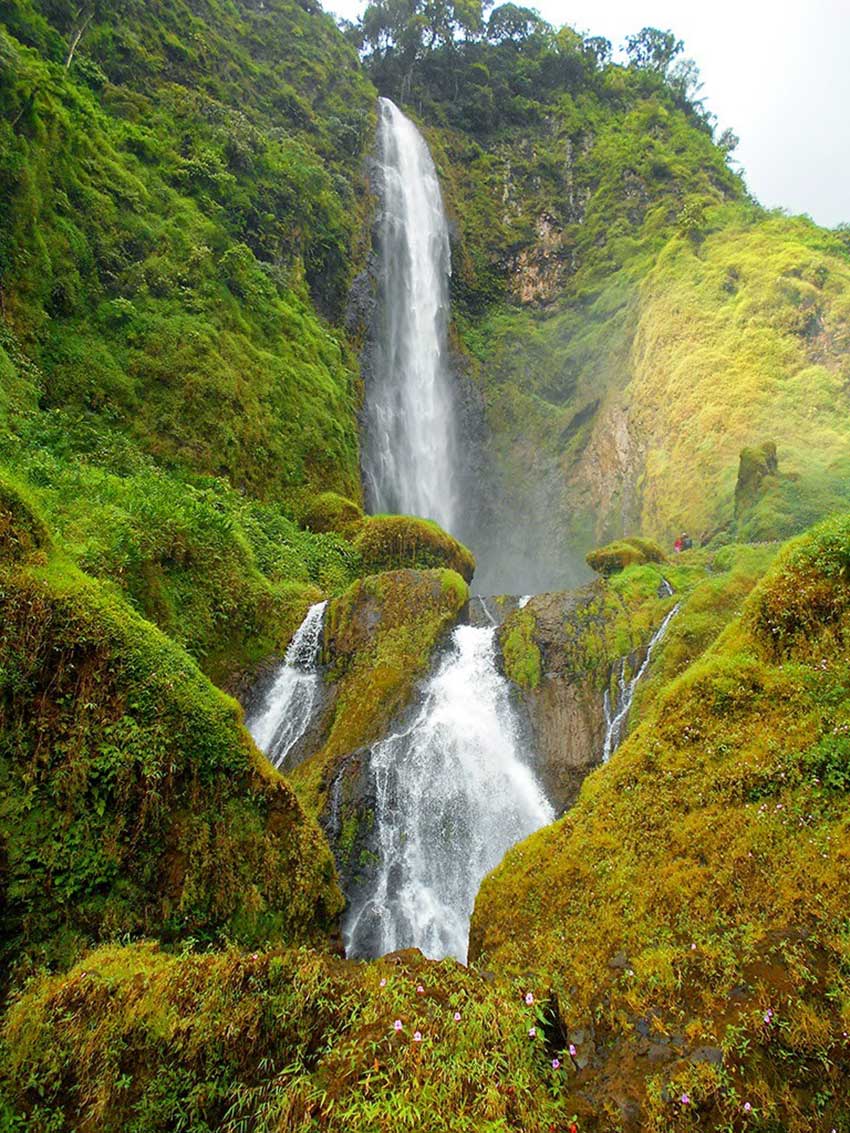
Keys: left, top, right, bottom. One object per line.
{"left": 344, "top": 624, "right": 554, "bottom": 964}
{"left": 602, "top": 602, "right": 680, "bottom": 761}
{"left": 362, "top": 97, "right": 458, "bottom": 535}
{"left": 248, "top": 601, "right": 327, "bottom": 770}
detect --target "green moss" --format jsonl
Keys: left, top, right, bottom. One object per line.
{"left": 499, "top": 608, "right": 542, "bottom": 690}
{"left": 470, "top": 517, "right": 850, "bottom": 1129}
{"left": 586, "top": 536, "right": 667, "bottom": 576}
{"left": 301, "top": 491, "right": 366, "bottom": 538}
{"left": 0, "top": 552, "right": 342, "bottom": 968}
{"left": 352, "top": 514, "right": 476, "bottom": 583}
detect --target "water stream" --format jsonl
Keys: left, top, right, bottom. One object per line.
{"left": 344, "top": 624, "right": 554, "bottom": 963}
{"left": 247, "top": 601, "right": 327, "bottom": 770}
{"left": 361, "top": 97, "right": 458, "bottom": 534}
{"left": 602, "top": 602, "right": 680, "bottom": 762}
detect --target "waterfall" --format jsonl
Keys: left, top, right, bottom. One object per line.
{"left": 247, "top": 601, "right": 327, "bottom": 770}
{"left": 344, "top": 624, "right": 553, "bottom": 964}
{"left": 602, "top": 603, "right": 680, "bottom": 762}
{"left": 362, "top": 97, "right": 458, "bottom": 535}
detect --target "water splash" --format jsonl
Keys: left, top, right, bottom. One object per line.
{"left": 602, "top": 602, "right": 680, "bottom": 762}
{"left": 248, "top": 601, "right": 327, "bottom": 770}
{"left": 361, "top": 97, "right": 458, "bottom": 534}
{"left": 344, "top": 624, "right": 553, "bottom": 963}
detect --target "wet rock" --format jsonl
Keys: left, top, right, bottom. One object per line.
{"left": 690, "top": 1046, "right": 724, "bottom": 1065}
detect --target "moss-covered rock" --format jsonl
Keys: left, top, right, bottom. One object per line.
{"left": 288, "top": 568, "right": 468, "bottom": 823}
{"left": 499, "top": 607, "right": 541, "bottom": 691}
{"left": 586, "top": 536, "right": 667, "bottom": 577}
{"left": 0, "top": 556, "right": 342, "bottom": 969}
{"left": 471, "top": 519, "right": 850, "bottom": 1130}
{"left": 301, "top": 491, "right": 366, "bottom": 538}
{"left": 352, "top": 514, "right": 476, "bottom": 583}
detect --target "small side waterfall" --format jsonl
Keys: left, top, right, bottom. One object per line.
{"left": 248, "top": 601, "right": 327, "bottom": 770}
{"left": 344, "top": 624, "right": 553, "bottom": 963}
{"left": 602, "top": 602, "right": 680, "bottom": 761}
{"left": 361, "top": 97, "right": 458, "bottom": 534}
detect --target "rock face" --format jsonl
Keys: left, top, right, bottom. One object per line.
{"left": 498, "top": 588, "right": 607, "bottom": 811}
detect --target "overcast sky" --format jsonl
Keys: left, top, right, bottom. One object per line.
{"left": 327, "top": 0, "right": 850, "bottom": 228}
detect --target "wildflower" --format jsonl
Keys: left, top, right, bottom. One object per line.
{"left": 525, "top": 992, "right": 534, "bottom": 1005}
{"left": 393, "top": 1020, "right": 402, "bottom": 1032}
{"left": 690, "top": 943, "right": 696, "bottom": 951}
{"left": 569, "top": 1044, "right": 577, "bottom": 1057}
{"left": 528, "top": 1027, "right": 536, "bottom": 1038}
{"left": 379, "top": 977, "right": 387, "bottom": 987}
{"left": 417, "top": 984, "right": 425, "bottom": 994}
{"left": 251, "top": 953, "right": 258, "bottom": 961}
{"left": 454, "top": 1012, "right": 461, "bottom": 1022}
{"left": 552, "top": 1058, "right": 560, "bottom": 1070}
{"left": 680, "top": 1094, "right": 690, "bottom": 1105}
{"left": 743, "top": 1102, "right": 752, "bottom": 1113}
{"left": 413, "top": 1031, "right": 422, "bottom": 1042}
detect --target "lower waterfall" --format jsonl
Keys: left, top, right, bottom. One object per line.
{"left": 343, "top": 623, "right": 553, "bottom": 964}
{"left": 247, "top": 601, "right": 327, "bottom": 770}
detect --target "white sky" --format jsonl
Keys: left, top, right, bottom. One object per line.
{"left": 328, "top": 0, "right": 850, "bottom": 228}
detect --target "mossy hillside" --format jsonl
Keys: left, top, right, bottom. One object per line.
{"left": 1, "top": 943, "right": 567, "bottom": 1133}
{"left": 289, "top": 568, "right": 469, "bottom": 819}
{"left": 622, "top": 211, "right": 850, "bottom": 545}
{"left": 0, "top": 438, "right": 360, "bottom": 682}
{"left": 471, "top": 517, "right": 850, "bottom": 1130}
{"left": 0, "top": 10, "right": 373, "bottom": 504}
{"left": 0, "top": 534, "right": 343, "bottom": 969}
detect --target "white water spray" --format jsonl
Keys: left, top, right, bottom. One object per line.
{"left": 248, "top": 601, "right": 327, "bottom": 770}
{"left": 344, "top": 624, "right": 553, "bottom": 963}
{"left": 602, "top": 602, "right": 680, "bottom": 761}
{"left": 362, "top": 97, "right": 458, "bottom": 533}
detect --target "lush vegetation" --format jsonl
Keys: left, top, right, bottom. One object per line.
{"left": 472, "top": 517, "right": 850, "bottom": 1129}
{"left": 3, "top": 2, "right": 850, "bottom": 1131}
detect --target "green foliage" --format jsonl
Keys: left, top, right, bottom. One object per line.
{"left": 1, "top": 943, "right": 565, "bottom": 1132}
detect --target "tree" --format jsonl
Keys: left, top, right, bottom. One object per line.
{"left": 624, "top": 27, "right": 683, "bottom": 74}
{"left": 486, "top": 4, "right": 547, "bottom": 45}
{"left": 718, "top": 127, "right": 740, "bottom": 156}
{"left": 358, "top": 0, "right": 491, "bottom": 59}
{"left": 583, "top": 35, "right": 612, "bottom": 69}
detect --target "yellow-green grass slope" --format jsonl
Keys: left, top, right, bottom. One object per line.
{"left": 461, "top": 207, "right": 850, "bottom": 566}
{"left": 471, "top": 514, "right": 850, "bottom": 1130}
{"left": 0, "top": 477, "right": 342, "bottom": 973}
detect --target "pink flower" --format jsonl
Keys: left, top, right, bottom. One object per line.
{"left": 413, "top": 1031, "right": 422, "bottom": 1042}
{"left": 680, "top": 1094, "right": 690, "bottom": 1105}
{"left": 528, "top": 1027, "right": 536, "bottom": 1038}
{"left": 525, "top": 992, "right": 534, "bottom": 1005}
{"left": 743, "top": 1102, "right": 752, "bottom": 1113}
{"left": 569, "top": 1044, "right": 577, "bottom": 1057}
{"left": 453, "top": 1012, "right": 462, "bottom": 1022}
{"left": 552, "top": 1058, "right": 560, "bottom": 1070}
{"left": 417, "top": 984, "right": 425, "bottom": 994}
{"left": 379, "top": 977, "right": 387, "bottom": 988}
{"left": 393, "top": 1020, "right": 402, "bottom": 1032}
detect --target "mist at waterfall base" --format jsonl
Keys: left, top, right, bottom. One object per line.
{"left": 247, "top": 601, "right": 327, "bottom": 770}
{"left": 360, "top": 97, "right": 587, "bottom": 596}
{"left": 343, "top": 624, "right": 554, "bottom": 964}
